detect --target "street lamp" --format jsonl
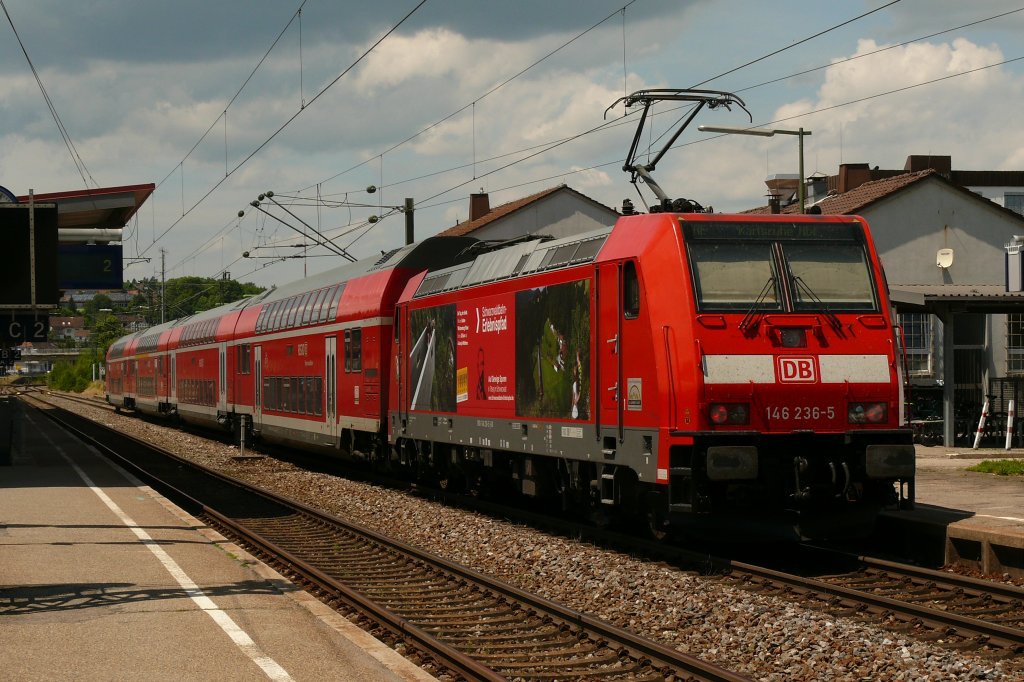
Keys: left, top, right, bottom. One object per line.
{"left": 698, "top": 124, "right": 812, "bottom": 213}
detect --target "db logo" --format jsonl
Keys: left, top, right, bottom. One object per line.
{"left": 777, "top": 356, "right": 817, "bottom": 383}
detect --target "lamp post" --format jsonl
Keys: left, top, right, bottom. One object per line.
{"left": 697, "top": 124, "right": 812, "bottom": 213}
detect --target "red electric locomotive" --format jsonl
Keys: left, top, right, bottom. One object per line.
{"left": 388, "top": 212, "right": 914, "bottom": 538}
{"left": 107, "top": 89, "right": 914, "bottom": 539}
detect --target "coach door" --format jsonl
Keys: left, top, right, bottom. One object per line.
{"left": 218, "top": 342, "right": 227, "bottom": 412}
{"left": 325, "top": 336, "right": 338, "bottom": 441}
{"left": 170, "top": 351, "right": 177, "bottom": 400}
{"left": 596, "top": 262, "right": 624, "bottom": 447}
{"left": 253, "top": 345, "right": 262, "bottom": 428}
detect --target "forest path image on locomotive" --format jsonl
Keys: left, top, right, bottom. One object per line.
{"left": 106, "top": 90, "right": 914, "bottom": 540}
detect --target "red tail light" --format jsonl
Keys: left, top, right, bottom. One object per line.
{"left": 848, "top": 402, "right": 887, "bottom": 424}
{"left": 709, "top": 403, "right": 749, "bottom": 425}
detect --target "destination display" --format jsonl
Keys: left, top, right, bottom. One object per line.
{"left": 682, "top": 220, "right": 862, "bottom": 241}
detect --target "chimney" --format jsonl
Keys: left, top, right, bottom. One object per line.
{"left": 767, "top": 193, "right": 782, "bottom": 214}
{"left": 904, "top": 155, "right": 951, "bottom": 174}
{"left": 838, "top": 163, "right": 872, "bottom": 193}
{"left": 469, "top": 192, "right": 490, "bottom": 221}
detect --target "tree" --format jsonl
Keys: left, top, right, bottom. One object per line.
{"left": 161, "top": 276, "right": 263, "bottom": 319}
{"left": 83, "top": 293, "right": 114, "bottom": 327}
{"left": 92, "top": 314, "right": 125, "bottom": 356}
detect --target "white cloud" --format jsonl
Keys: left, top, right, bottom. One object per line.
{"left": 769, "top": 37, "right": 1023, "bottom": 176}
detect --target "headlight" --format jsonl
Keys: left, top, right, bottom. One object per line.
{"left": 849, "top": 402, "right": 887, "bottom": 424}
{"left": 709, "top": 403, "right": 749, "bottom": 425}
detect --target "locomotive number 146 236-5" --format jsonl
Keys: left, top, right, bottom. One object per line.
{"left": 766, "top": 405, "right": 836, "bottom": 420}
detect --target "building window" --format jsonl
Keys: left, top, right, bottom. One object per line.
{"left": 899, "top": 313, "right": 933, "bottom": 375}
{"left": 1006, "top": 193, "right": 1024, "bottom": 216}
{"left": 1007, "top": 314, "right": 1024, "bottom": 374}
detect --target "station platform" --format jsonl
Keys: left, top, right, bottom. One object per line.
{"left": 0, "top": 398, "right": 435, "bottom": 682}
{"left": 875, "top": 444, "right": 1024, "bottom": 578}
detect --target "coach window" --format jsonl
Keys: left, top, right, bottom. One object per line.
{"left": 296, "top": 292, "right": 312, "bottom": 327}
{"left": 623, "top": 261, "right": 641, "bottom": 319}
{"left": 315, "top": 284, "right": 331, "bottom": 321}
{"left": 351, "top": 328, "right": 362, "bottom": 372}
{"left": 324, "top": 285, "right": 344, "bottom": 323}
{"left": 318, "top": 286, "right": 336, "bottom": 323}
{"left": 275, "top": 300, "right": 289, "bottom": 330}
{"left": 237, "top": 344, "right": 251, "bottom": 374}
{"left": 285, "top": 295, "right": 301, "bottom": 328}
{"left": 267, "top": 301, "right": 281, "bottom": 331}
{"left": 344, "top": 330, "right": 352, "bottom": 372}
{"left": 302, "top": 289, "right": 322, "bottom": 325}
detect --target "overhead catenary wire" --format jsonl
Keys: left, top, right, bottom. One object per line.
{"left": 139, "top": 0, "right": 430, "bottom": 260}
{"left": 176, "top": 3, "right": 1017, "bottom": 284}
{"left": 303, "top": 0, "right": 641, "bottom": 193}
{"left": 201, "top": 0, "right": 910, "bottom": 276}
{"left": 689, "top": 0, "right": 903, "bottom": 89}
{"left": 732, "top": 6, "right": 1024, "bottom": 97}
{"left": 175, "top": 0, "right": 645, "bottom": 278}
{"left": 305, "top": 4, "right": 1022, "bottom": 207}
{"left": 1, "top": 0, "right": 98, "bottom": 189}
{"left": 414, "top": 53, "right": 1024, "bottom": 214}
{"left": 320, "top": 0, "right": 912, "bottom": 219}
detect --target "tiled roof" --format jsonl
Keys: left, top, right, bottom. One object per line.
{"left": 743, "top": 170, "right": 1024, "bottom": 223}
{"left": 436, "top": 185, "right": 616, "bottom": 237}
{"left": 743, "top": 170, "right": 935, "bottom": 215}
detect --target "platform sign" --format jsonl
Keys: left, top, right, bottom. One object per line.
{"left": 57, "top": 244, "right": 123, "bottom": 289}
{"left": 0, "top": 315, "right": 48, "bottom": 342}
{"left": 0, "top": 204, "right": 59, "bottom": 307}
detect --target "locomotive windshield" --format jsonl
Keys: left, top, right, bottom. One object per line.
{"left": 783, "top": 242, "right": 875, "bottom": 310}
{"left": 688, "top": 242, "right": 782, "bottom": 310}
{"left": 683, "top": 220, "right": 878, "bottom": 312}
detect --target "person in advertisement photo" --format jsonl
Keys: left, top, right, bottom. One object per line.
{"left": 514, "top": 281, "right": 590, "bottom": 420}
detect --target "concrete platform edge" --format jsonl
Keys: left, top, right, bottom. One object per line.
{"left": 119, "top": 465, "right": 438, "bottom": 682}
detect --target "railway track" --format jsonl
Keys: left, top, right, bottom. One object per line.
{"left": 713, "top": 551, "right": 1024, "bottom": 661}
{"left": 30, "top": 389, "right": 1024, "bottom": 670}
{"left": 22, "top": 391, "right": 747, "bottom": 681}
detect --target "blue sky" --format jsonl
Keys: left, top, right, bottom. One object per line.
{"left": 2, "top": 0, "right": 1022, "bottom": 288}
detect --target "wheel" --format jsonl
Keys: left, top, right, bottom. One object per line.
{"left": 646, "top": 508, "right": 668, "bottom": 541}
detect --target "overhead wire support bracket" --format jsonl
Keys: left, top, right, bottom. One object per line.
{"left": 605, "top": 88, "right": 752, "bottom": 204}
{"left": 260, "top": 191, "right": 357, "bottom": 262}
{"left": 248, "top": 197, "right": 356, "bottom": 263}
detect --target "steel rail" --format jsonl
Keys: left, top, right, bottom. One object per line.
{"left": 25, "top": 392, "right": 749, "bottom": 682}
{"left": 724, "top": 559, "right": 1024, "bottom": 653}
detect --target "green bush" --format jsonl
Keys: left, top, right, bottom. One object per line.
{"left": 47, "top": 353, "right": 100, "bottom": 393}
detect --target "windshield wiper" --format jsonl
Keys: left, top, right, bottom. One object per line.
{"left": 791, "top": 276, "right": 842, "bottom": 332}
{"left": 739, "top": 277, "right": 776, "bottom": 332}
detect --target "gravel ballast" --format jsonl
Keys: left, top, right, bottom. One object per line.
{"left": 56, "top": 396, "right": 1012, "bottom": 681}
